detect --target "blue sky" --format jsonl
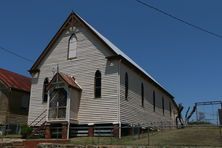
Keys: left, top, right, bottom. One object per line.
{"left": 0, "top": 0, "right": 222, "bottom": 111}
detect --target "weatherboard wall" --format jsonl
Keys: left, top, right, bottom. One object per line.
{"left": 0, "top": 86, "right": 8, "bottom": 124}
{"left": 28, "top": 23, "right": 119, "bottom": 125}
{"left": 0, "top": 82, "right": 29, "bottom": 125}
{"left": 28, "top": 14, "right": 177, "bottom": 127}
{"left": 119, "top": 62, "right": 176, "bottom": 126}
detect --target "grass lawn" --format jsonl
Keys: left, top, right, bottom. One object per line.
{"left": 136, "top": 126, "right": 222, "bottom": 146}
{"left": 70, "top": 126, "right": 222, "bottom": 146}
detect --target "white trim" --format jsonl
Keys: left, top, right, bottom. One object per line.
{"left": 65, "top": 86, "right": 70, "bottom": 121}
{"left": 88, "top": 123, "right": 94, "bottom": 126}
{"left": 67, "top": 87, "right": 71, "bottom": 139}
{"left": 117, "top": 59, "right": 122, "bottom": 138}
{"left": 46, "top": 90, "right": 50, "bottom": 122}
{"left": 112, "top": 122, "right": 119, "bottom": 125}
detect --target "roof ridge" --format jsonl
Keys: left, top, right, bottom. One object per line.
{"left": 75, "top": 14, "right": 163, "bottom": 89}
{"left": 29, "top": 12, "right": 173, "bottom": 99}
{"left": 74, "top": 13, "right": 174, "bottom": 99}
{"left": 0, "top": 68, "right": 30, "bottom": 79}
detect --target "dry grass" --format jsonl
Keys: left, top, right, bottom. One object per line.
{"left": 70, "top": 126, "right": 222, "bottom": 146}
{"left": 134, "top": 126, "right": 222, "bottom": 146}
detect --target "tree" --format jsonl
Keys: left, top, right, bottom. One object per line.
{"left": 176, "top": 103, "right": 184, "bottom": 127}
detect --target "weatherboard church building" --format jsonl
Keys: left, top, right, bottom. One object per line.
{"left": 28, "top": 12, "right": 178, "bottom": 138}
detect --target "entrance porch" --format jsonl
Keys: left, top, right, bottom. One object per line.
{"left": 45, "top": 72, "right": 81, "bottom": 139}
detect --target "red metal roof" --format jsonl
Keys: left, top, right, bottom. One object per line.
{"left": 47, "top": 72, "right": 81, "bottom": 91}
{"left": 59, "top": 73, "right": 81, "bottom": 90}
{"left": 0, "top": 68, "right": 31, "bottom": 92}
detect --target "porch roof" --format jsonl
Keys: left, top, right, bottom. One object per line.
{"left": 47, "top": 72, "right": 81, "bottom": 91}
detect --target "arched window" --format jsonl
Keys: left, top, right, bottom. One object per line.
{"left": 68, "top": 34, "right": 77, "bottom": 59}
{"left": 95, "top": 70, "right": 101, "bottom": 98}
{"left": 169, "top": 102, "right": 172, "bottom": 117}
{"left": 153, "top": 91, "right": 156, "bottom": 112}
{"left": 43, "top": 78, "right": 49, "bottom": 103}
{"left": 162, "top": 97, "right": 165, "bottom": 115}
{"left": 141, "top": 83, "right": 144, "bottom": 107}
{"left": 125, "top": 72, "right": 128, "bottom": 100}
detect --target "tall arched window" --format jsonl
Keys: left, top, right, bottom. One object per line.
{"left": 162, "top": 97, "right": 165, "bottom": 115}
{"left": 169, "top": 102, "right": 172, "bottom": 117}
{"left": 43, "top": 78, "right": 49, "bottom": 103}
{"left": 95, "top": 70, "right": 101, "bottom": 98}
{"left": 68, "top": 34, "right": 77, "bottom": 59}
{"left": 141, "top": 83, "right": 144, "bottom": 107}
{"left": 153, "top": 91, "right": 156, "bottom": 112}
{"left": 125, "top": 72, "right": 128, "bottom": 100}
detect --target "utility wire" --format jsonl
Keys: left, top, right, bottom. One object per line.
{"left": 136, "top": 0, "right": 222, "bottom": 39}
{"left": 0, "top": 46, "right": 33, "bottom": 63}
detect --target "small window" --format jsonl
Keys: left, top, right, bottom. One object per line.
{"left": 21, "top": 95, "right": 29, "bottom": 111}
{"left": 169, "top": 102, "right": 172, "bottom": 116}
{"left": 153, "top": 91, "right": 156, "bottom": 112}
{"left": 162, "top": 97, "right": 165, "bottom": 115}
{"left": 141, "top": 83, "right": 144, "bottom": 107}
{"left": 68, "top": 34, "right": 77, "bottom": 59}
{"left": 43, "top": 78, "right": 49, "bottom": 103}
{"left": 125, "top": 72, "right": 128, "bottom": 100}
{"left": 95, "top": 70, "right": 101, "bottom": 98}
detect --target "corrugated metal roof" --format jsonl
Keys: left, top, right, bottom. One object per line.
{"left": 29, "top": 12, "right": 173, "bottom": 99}
{"left": 47, "top": 72, "right": 81, "bottom": 91}
{"left": 59, "top": 72, "right": 81, "bottom": 90}
{"left": 0, "top": 68, "right": 31, "bottom": 92}
{"left": 76, "top": 14, "right": 164, "bottom": 91}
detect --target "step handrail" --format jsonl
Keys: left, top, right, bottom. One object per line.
{"left": 29, "top": 88, "right": 65, "bottom": 127}
{"left": 28, "top": 121, "right": 47, "bottom": 138}
{"left": 29, "top": 109, "right": 47, "bottom": 127}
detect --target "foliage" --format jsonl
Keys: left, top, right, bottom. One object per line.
{"left": 20, "top": 125, "right": 33, "bottom": 139}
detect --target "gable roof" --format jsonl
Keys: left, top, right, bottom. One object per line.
{"left": 29, "top": 12, "right": 176, "bottom": 107}
{"left": 76, "top": 13, "right": 159, "bottom": 85}
{"left": 0, "top": 68, "right": 31, "bottom": 92}
{"left": 47, "top": 72, "right": 81, "bottom": 91}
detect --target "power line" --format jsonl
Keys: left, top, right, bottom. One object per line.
{"left": 0, "top": 46, "right": 33, "bottom": 63}
{"left": 136, "top": 0, "right": 222, "bottom": 39}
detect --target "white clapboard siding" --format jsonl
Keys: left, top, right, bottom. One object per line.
{"left": 119, "top": 63, "right": 176, "bottom": 126}
{"left": 28, "top": 24, "right": 119, "bottom": 125}
{"left": 28, "top": 15, "right": 177, "bottom": 127}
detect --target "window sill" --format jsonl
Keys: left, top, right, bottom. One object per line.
{"left": 67, "top": 57, "right": 77, "bottom": 60}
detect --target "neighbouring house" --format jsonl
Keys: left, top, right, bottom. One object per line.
{"left": 28, "top": 12, "right": 178, "bottom": 139}
{"left": 0, "top": 68, "right": 31, "bottom": 134}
